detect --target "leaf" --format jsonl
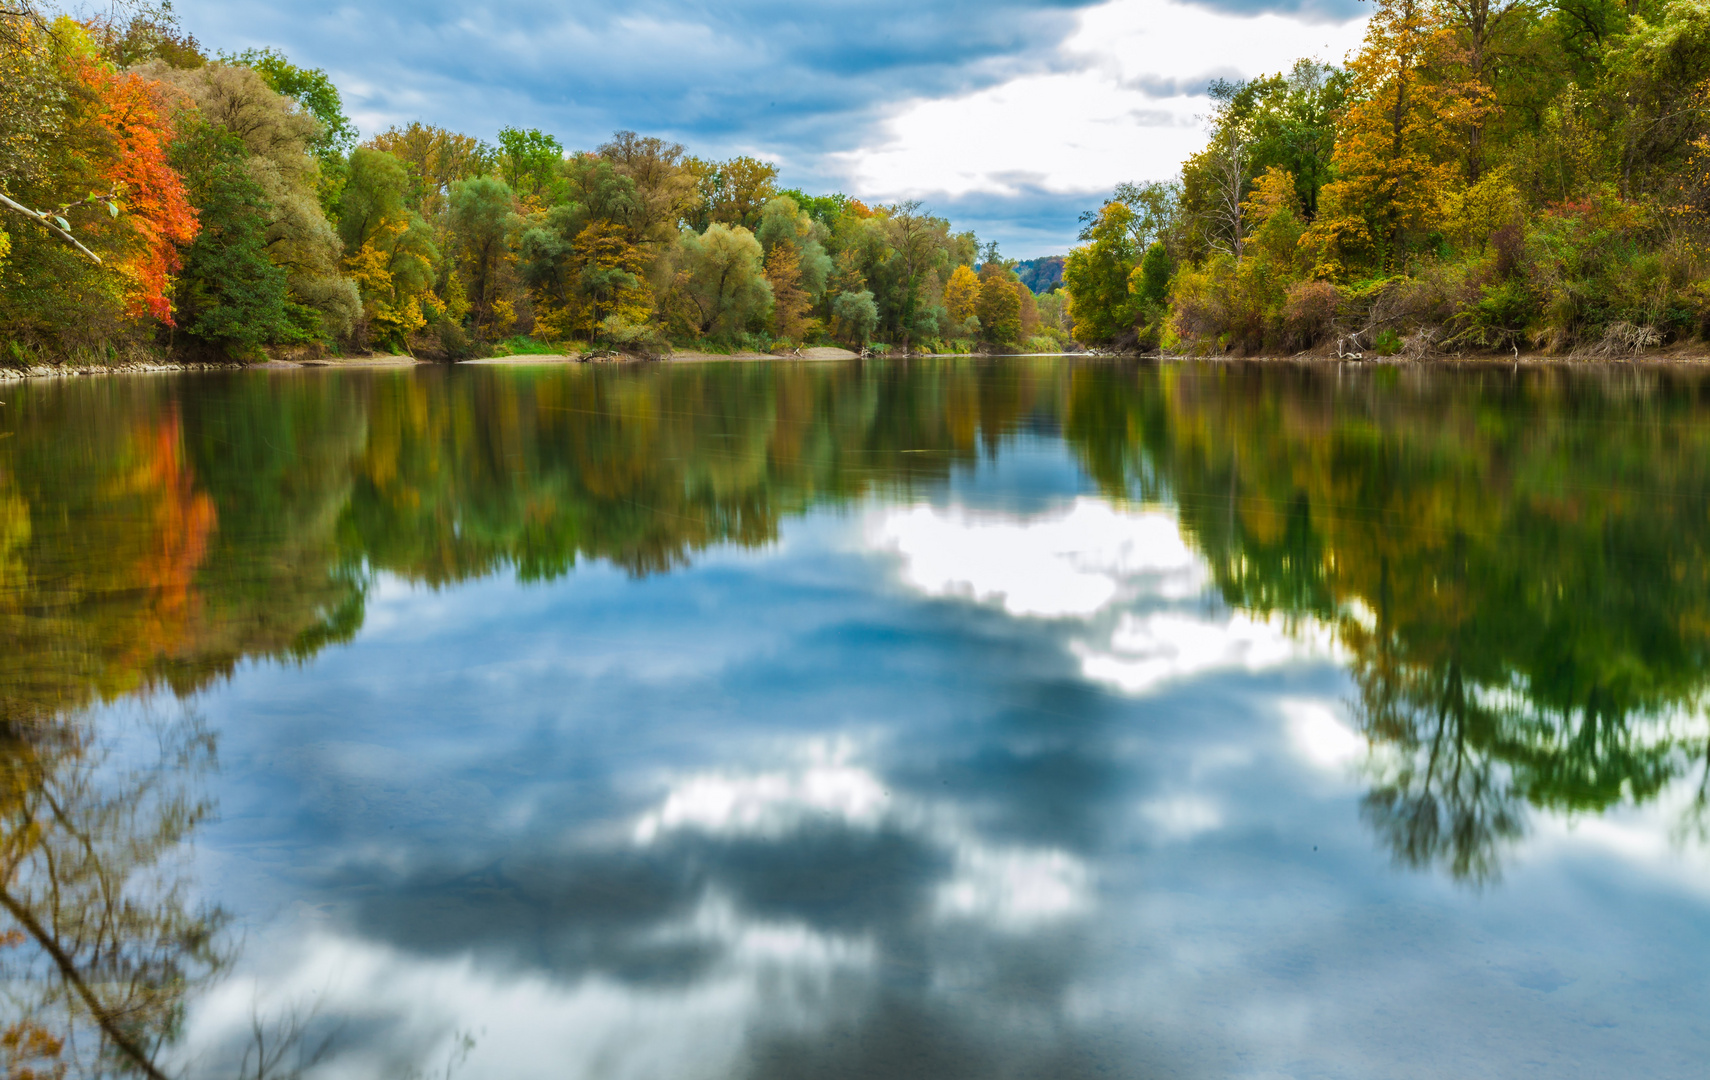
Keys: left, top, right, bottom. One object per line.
{"left": 108, "top": 203, "right": 120, "bottom": 218}
{"left": 54, "top": 216, "right": 69, "bottom": 232}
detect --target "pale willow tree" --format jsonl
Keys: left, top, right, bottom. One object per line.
{"left": 597, "top": 131, "right": 700, "bottom": 249}
{"left": 669, "top": 223, "right": 773, "bottom": 339}
{"left": 832, "top": 288, "right": 878, "bottom": 344}
{"left": 147, "top": 60, "right": 359, "bottom": 338}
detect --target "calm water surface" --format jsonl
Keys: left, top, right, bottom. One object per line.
{"left": 3, "top": 359, "right": 1709, "bottom": 1078}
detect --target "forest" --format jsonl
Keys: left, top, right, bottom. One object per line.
{"left": 11, "top": 0, "right": 1710, "bottom": 364}
{"left": 0, "top": 2, "right": 1076, "bottom": 365}
{"left": 1064, "top": 0, "right": 1710, "bottom": 357}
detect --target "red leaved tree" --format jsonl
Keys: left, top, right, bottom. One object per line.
{"left": 76, "top": 59, "right": 198, "bottom": 323}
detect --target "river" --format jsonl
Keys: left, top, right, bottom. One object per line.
{"left": 1, "top": 358, "right": 1706, "bottom": 1078}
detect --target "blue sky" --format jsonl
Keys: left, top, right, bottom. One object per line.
{"left": 175, "top": 0, "right": 1370, "bottom": 256}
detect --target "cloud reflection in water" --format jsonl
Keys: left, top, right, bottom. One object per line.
{"left": 169, "top": 489, "right": 1710, "bottom": 1079}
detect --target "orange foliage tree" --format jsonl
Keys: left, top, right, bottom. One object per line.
{"left": 76, "top": 57, "right": 198, "bottom": 323}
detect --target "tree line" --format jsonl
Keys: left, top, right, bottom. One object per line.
{"left": 0, "top": 3, "right": 1072, "bottom": 365}
{"left": 1063, "top": 0, "right": 1710, "bottom": 358}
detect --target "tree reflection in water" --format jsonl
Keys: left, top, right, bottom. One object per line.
{"left": 0, "top": 700, "right": 224, "bottom": 1079}
{"left": 1066, "top": 360, "right": 1710, "bottom": 881}
{"left": 5, "top": 357, "right": 1710, "bottom": 1073}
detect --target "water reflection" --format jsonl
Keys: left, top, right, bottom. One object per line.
{"left": 1065, "top": 363, "right": 1710, "bottom": 880}
{"left": 3, "top": 359, "right": 1710, "bottom": 1075}
{"left": 0, "top": 701, "right": 224, "bottom": 1079}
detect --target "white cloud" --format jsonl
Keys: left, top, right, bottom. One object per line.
{"left": 1075, "top": 610, "right": 1333, "bottom": 693}
{"left": 633, "top": 761, "right": 893, "bottom": 843}
{"left": 871, "top": 498, "right": 1204, "bottom": 619}
{"left": 1280, "top": 698, "right": 1364, "bottom": 770}
{"left": 636, "top": 747, "right": 1094, "bottom": 934}
{"left": 936, "top": 846, "right": 1093, "bottom": 928}
{"left": 842, "top": 0, "right": 1370, "bottom": 198}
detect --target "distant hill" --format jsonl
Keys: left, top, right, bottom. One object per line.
{"left": 1016, "top": 256, "right": 1065, "bottom": 294}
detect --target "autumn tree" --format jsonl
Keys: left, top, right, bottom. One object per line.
{"left": 77, "top": 51, "right": 199, "bottom": 324}
{"left": 943, "top": 263, "right": 981, "bottom": 335}
{"left": 976, "top": 261, "right": 1022, "bottom": 345}
{"left": 0, "top": 13, "right": 135, "bottom": 352}
{"left": 88, "top": 1, "right": 206, "bottom": 69}
{"left": 0, "top": 702, "right": 228, "bottom": 1080}
{"left": 1310, "top": 0, "right": 1472, "bottom": 273}
{"left": 540, "top": 221, "right": 653, "bottom": 343}
{"left": 765, "top": 244, "right": 811, "bottom": 342}
{"left": 340, "top": 149, "right": 436, "bottom": 346}
{"left": 368, "top": 122, "right": 492, "bottom": 217}
{"left": 686, "top": 155, "right": 779, "bottom": 230}
{"left": 753, "top": 195, "right": 835, "bottom": 346}
{"left": 597, "top": 130, "right": 700, "bottom": 247}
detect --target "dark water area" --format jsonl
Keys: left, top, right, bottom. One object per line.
{"left": 3, "top": 358, "right": 1709, "bottom": 1078}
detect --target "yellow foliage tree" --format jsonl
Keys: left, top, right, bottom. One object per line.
{"left": 342, "top": 217, "right": 431, "bottom": 345}
{"left": 943, "top": 264, "right": 981, "bottom": 327}
{"left": 1308, "top": 0, "right": 1478, "bottom": 275}
{"left": 535, "top": 221, "right": 653, "bottom": 342}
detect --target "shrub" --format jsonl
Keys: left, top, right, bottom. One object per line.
{"left": 1283, "top": 280, "right": 1340, "bottom": 349}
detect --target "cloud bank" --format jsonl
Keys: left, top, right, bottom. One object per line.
{"left": 173, "top": 0, "right": 1369, "bottom": 266}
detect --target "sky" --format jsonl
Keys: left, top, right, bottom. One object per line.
{"left": 172, "top": 0, "right": 1372, "bottom": 257}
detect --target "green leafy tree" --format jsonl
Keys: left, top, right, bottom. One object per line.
{"left": 666, "top": 223, "right": 772, "bottom": 339}
{"left": 448, "top": 176, "right": 518, "bottom": 338}
{"left": 832, "top": 289, "right": 878, "bottom": 344}
{"left": 170, "top": 122, "right": 294, "bottom": 354}
{"left": 496, "top": 126, "right": 563, "bottom": 203}
{"left": 1134, "top": 241, "right": 1172, "bottom": 305}
{"left": 1062, "top": 202, "right": 1141, "bottom": 343}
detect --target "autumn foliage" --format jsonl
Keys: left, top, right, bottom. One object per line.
{"left": 77, "top": 59, "right": 198, "bottom": 322}
{"left": 1064, "top": 0, "right": 1710, "bottom": 358}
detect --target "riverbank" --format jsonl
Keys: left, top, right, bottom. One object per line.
{"left": 9, "top": 345, "right": 1710, "bottom": 382}
{"left": 0, "top": 355, "right": 425, "bottom": 381}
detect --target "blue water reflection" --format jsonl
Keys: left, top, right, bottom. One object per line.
{"left": 164, "top": 435, "right": 1709, "bottom": 1079}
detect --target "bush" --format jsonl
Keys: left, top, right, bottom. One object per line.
{"left": 1283, "top": 280, "right": 1340, "bottom": 349}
